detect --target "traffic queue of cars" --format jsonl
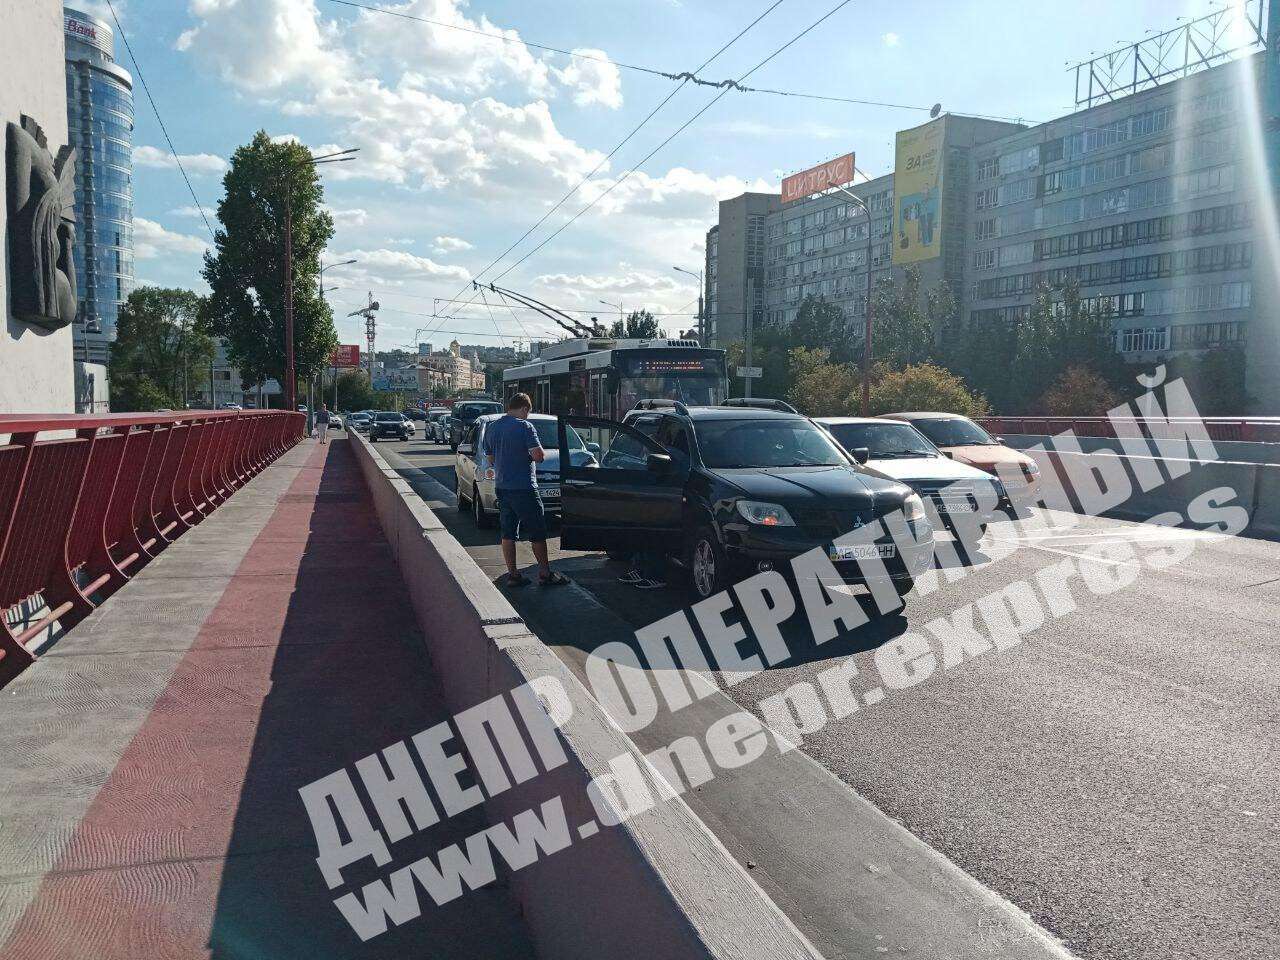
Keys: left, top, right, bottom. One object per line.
{"left": 362, "top": 397, "right": 1036, "bottom": 606}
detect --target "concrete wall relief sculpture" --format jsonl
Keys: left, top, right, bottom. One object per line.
{"left": 6, "top": 114, "right": 78, "bottom": 330}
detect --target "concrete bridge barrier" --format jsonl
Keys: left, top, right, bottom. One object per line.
{"left": 348, "top": 430, "right": 823, "bottom": 960}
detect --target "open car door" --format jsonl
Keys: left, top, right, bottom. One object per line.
{"left": 557, "top": 416, "right": 685, "bottom": 553}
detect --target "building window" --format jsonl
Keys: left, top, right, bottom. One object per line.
{"left": 976, "top": 157, "right": 998, "bottom": 181}
{"left": 972, "top": 249, "right": 996, "bottom": 271}
{"left": 1120, "top": 327, "right": 1169, "bottom": 353}
{"left": 974, "top": 217, "right": 997, "bottom": 241}
{"left": 975, "top": 187, "right": 998, "bottom": 210}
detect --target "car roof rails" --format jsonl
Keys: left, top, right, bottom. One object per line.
{"left": 631, "top": 398, "right": 690, "bottom": 416}
{"left": 721, "top": 398, "right": 798, "bottom": 414}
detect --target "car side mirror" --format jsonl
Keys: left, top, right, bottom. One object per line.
{"left": 646, "top": 452, "right": 673, "bottom": 473}
{"left": 852, "top": 446, "right": 870, "bottom": 464}
{"left": 995, "top": 436, "right": 1006, "bottom": 444}
{"left": 457, "top": 443, "right": 473, "bottom": 455}
{"left": 587, "top": 442, "right": 601, "bottom": 455}
{"left": 942, "top": 450, "right": 954, "bottom": 459}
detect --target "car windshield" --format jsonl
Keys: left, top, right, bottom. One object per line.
{"left": 458, "top": 403, "right": 502, "bottom": 421}
{"left": 696, "top": 418, "right": 849, "bottom": 469}
{"left": 825, "top": 422, "right": 938, "bottom": 459}
{"left": 910, "top": 417, "right": 995, "bottom": 447}
{"left": 375, "top": 413, "right": 402, "bottom": 422}
{"left": 527, "top": 418, "right": 585, "bottom": 450}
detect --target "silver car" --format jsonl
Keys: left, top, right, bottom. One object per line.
{"left": 426, "top": 408, "right": 451, "bottom": 443}
{"left": 455, "top": 413, "right": 598, "bottom": 527}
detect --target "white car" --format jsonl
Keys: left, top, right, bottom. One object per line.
{"left": 454, "top": 413, "right": 598, "bottom": 527}
{"left": 816, "top": 417, "right": 1003, "bottom": 541}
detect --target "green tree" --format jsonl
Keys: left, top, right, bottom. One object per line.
{"left": 868, "top": 267, "right": 932, "bottom": 368}
{"left": 202, "top": 131, "right": 338, "bottom": 397}
{"left": 333, "top": 370, "right": 377, "bottom": 411}
{"left": 1160, "top": 343, "right": 1250, "bottom": 415}
{"left": 786, "top": 347, "right": 859, "bottom": 416}
{"left": 1034, "top": 365, "right": 1122, "bottom": 416}
{"left": 111, "top": 373, "right": 176, "bottom": 413}
{"left": 608, "top": 309, "right": 665, "bottom": 339}
{"left": 792, "top": 296, "right": 853, "bottom": 362}
{"left": 110, "top": 285, "right": 214, "bottom": 410}
{"left": 866, "top": 362, "right": 991, "bottom": 418}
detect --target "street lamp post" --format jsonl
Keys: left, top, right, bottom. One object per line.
{"left": 830, "top": 184, "right": 875, "bottom": 416}
{"left": 282, "top": 148, "right": 357, "bottom": 414}
{"left": 319, "top": 259, "right": 357, "bottom": 419}
{"left": 599, "top": 299, "right": 623, "bottom": 332}
{"left": 672, "top": 265, "right": 704, "bottom": 345}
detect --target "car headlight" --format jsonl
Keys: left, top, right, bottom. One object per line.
{"left": 1023, "top": 461, "right": 1040, "bottom": 477}
{"left": 736, "top": 501, "right": 796, "bottom": 527}
{"left": 902, "top": 492, "right": 927, "bottom": 523}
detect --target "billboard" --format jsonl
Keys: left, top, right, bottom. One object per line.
{"left": 331, "top": 344, "right": 360, "bottom": 367}
{"left": 374, "top": 368, "right": 420, "bottom": 392}
{"left": 892, "top": 118, "right": 945, "bottom": 265}
{"left": 781, "top": 152, "right": 855, "bottom": 205}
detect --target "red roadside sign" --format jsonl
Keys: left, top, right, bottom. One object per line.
{"left": 781, "top": 152, "right": 856, "bottom": 204}
{"left": 331, "top": 345, "right": 360, "bottom": 367}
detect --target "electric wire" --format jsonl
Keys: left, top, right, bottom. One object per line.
{"left": 104, "top": 0, "right": 216, "bottom": 239}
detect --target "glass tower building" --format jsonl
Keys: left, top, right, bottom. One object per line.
{"left": 64, "top": 7, "right": 134, "bottom": 372}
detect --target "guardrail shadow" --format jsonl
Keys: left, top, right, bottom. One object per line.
{"left": 206, "top": 439, "right": 534, "bottom": 959}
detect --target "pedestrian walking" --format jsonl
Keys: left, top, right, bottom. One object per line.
{"left": 481, "top": 393, "right": 569, "bottom": 588}
{"left": 316, "top": 404, "right": 331, "bottom": 444}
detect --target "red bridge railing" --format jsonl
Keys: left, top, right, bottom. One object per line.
{"left": 977, "top": 416, "right": 1280, "bottom": 444}
{"left": 0, "top": 410, "right": 304, "bottom": 688}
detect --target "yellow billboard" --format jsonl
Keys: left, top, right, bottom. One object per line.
{"left": 892, "top": 118, "right": 945, "bottom": 265}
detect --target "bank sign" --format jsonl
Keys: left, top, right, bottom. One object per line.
{"left": 65, "top": 14, "right": 111, "bottom": 55}
{"left": 781, "top": 152, "right": 856, "bottom": 204}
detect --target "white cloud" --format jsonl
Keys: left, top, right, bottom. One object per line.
{"left": 882, "top": 32, "right": 901, "bottom": 47}
{"left": 532, "top": 269, "right": 683, "bottom": 301}
{"left": 168, "top": 204, "right": 210, "bottom": 218}
{"left": 133, "top": 145, "right": 227, "bottom": 174}
{"left": 581, "top": 167, "right": 773, "bottom": 221}
{"left": 134, "top": 218, "right": 211, "bottom": 259}
{"left": 552, "top": 49, "right": 623, "bottom": 109}
{"left": 325, "top": 206, "right": 369, "bottom": 226}
{"left": 433, "top": 235, "right": 472, "bottom": 253}
{"left": 335, "top": 248, "right": 469, "bottom": 284}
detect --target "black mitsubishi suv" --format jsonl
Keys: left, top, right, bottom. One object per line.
{"left": 556, "top": 401, "right": 935, "bottom": 601}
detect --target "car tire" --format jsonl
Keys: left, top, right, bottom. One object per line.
{"left": 473, "top": 485, "right": 494, "bottom": 528}
{"left": 892, "top": 576, "right": 915, "bottom": 599}
{"left": 688, "top": 525, "right": 730, "bottom": 601}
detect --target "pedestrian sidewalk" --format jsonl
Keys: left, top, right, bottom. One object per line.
{"left": 0, "top": 438, "right": 533, "bottom": 959}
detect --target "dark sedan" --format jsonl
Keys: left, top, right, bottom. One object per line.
{"left": 369, "top": 412, "right": 412, "bottom": 442}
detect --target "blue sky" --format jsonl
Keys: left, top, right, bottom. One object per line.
{"left": 91, "top": 0, "right": 1218, "bottom": 350}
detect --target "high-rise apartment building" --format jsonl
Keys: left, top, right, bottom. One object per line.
{"left": 704, "top": 40, "right": 1280, "bottom": 412}
{"left": 64, "top": 6, "right": 133, "bottom": 406}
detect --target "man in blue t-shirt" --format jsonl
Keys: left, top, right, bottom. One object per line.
{"left": 481, "top": 393, "right": 569, "bottom": 588}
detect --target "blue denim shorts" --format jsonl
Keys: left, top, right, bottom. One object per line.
{"left": 497, "top": 488, "right": 548, "bottom": 542}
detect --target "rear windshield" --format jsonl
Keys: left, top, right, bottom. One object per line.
{"left": 909, "top": 417, "right": 994, "bottom": 447}
{"left": 695, "top": 418, "right": 848, "bottom": 469}
{"left": 457, "top": 403, "right": 502, "bottom": 420}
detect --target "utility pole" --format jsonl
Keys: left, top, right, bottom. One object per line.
{"left": 744, "top": 277, "right": 755, "bottom": 399}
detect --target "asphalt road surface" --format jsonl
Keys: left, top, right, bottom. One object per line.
{"left": 369, "top": 430, "right": 1278, "bottom": 960}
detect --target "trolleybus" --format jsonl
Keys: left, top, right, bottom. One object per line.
{"left": 502, "top": 338, "right": 728, "bottom": 419}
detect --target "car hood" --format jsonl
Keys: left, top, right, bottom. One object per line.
{"left": 710, "top": 464, "right": 899, "bottom": 503}
{"left": 865, "top": 455, "right": 994, "bottom": 484}
{"left": 941, "top": 443, "right": 1033, "bottom": 472}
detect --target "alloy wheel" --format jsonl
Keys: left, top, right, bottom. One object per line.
{"left": 693, "top": 539, "right": 716, "bottom": 598}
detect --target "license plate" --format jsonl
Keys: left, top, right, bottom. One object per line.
{"left": 829, "top": 543, "right": 896, "bottom": 561}
{"left": 538, "top": 486, "right": 560, "bottom": 500}
{"left": 936, "top": 499, "right": 971, "bottom": 514}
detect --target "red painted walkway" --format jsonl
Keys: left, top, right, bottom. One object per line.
{"left": 0, "top": 439, "right": 533, "bottom": 959}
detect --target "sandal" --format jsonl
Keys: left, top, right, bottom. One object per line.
{"left": 539, "top": 571, "right": 571, "bottom": 587}
{"left": 504, "top": 572, "right": 531, "bottom": 588}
